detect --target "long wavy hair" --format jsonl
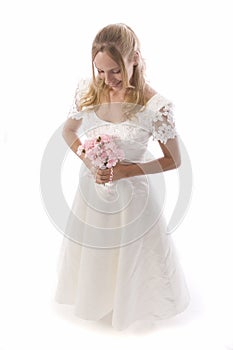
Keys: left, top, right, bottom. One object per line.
{"left": 78, "top": 23, "right": 147, "bottom": 114}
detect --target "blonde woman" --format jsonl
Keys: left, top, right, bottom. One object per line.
{"left": 55, "top": 23, "right": 190, "bottom": 331}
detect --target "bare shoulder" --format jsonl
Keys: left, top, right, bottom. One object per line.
{"left": 144, "top": 83, "right": 158, "bottom": 102}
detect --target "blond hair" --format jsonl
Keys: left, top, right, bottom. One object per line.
{"left": 78, "top": 23, "right": 147, "bottom": 112}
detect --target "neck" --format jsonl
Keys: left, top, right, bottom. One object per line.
{"left": 109, "top": 89, "right": 126, "bottom": 103}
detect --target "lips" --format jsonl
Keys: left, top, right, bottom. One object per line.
{"left": 107, "top": 81, "right": 122, "bottom": 88}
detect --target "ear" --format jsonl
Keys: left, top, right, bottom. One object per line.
{"left": 133, "top": 51, "right": 139, "bottom": 66}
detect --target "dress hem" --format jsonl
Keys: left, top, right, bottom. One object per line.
{"left": 54, "top": 297, "right": 190, "bottom": 331}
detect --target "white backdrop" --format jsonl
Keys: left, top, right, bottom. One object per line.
{"left": 1, "top": 0, "right": 233, "bottom": 349}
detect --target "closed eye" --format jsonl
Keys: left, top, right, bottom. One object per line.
{"left": 112, "top": 70, "right": 121, "bottom": 74}
{"left": 96, "top": 67, "right": 121, "bottom": 74}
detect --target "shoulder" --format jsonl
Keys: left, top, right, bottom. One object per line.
{"left": 144, "top": 85, "right": 174, "bottom": 112}
{"left": 144, "top": 83, "right": 173, "bottom": 106}
{"left": 66, "top": 78, "right": 91, "bottom": 119}
{"left": 144, "top": 84, "right": 171, "bottom": 110}
{"left": 144, "top": 83, "right": 158, "bottom": 103}
{"left": 74, "top": 78, "right": 91, "bottom": 99}
{"left": 141, "top": 85, "right": 175, "bottom": 127}
{"left": 72, "top": 77, "right": 92, "bottom": 111}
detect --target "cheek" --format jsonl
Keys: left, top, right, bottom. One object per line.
{"left": 114, "top": 73, "right": 122, "bottom": 80}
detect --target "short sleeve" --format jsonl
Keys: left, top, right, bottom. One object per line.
{"left": 150, "top": 100, "right": 177, "bottom": 144}
{"left": 67, "top": 78, "right": 90, "bottom": 120}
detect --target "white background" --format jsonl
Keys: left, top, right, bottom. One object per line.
{"left": 1, "top": 0, "right": 233, "bottom": 349}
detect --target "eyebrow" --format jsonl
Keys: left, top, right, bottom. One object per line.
{"left": 94, "top": 65, "right": 120, "bottom": 71}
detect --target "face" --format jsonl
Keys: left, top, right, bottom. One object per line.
{"left": 93, "top": 51, "right": 135, "bottom": 91}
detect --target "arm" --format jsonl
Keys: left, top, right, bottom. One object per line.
{"left": 62, "top": 118, "right": 94, "bottom": 172}
{"left": 96, "top": 137, "right": 181, "bottom": 184}
{"left": 123, "top": 137, "right": 181, "bottom": 178}
{"left": 62, "top": 117, "right": 82, "bottom": 154}
{"left": 62, "top": 78, "right": 96, "bottom": 172}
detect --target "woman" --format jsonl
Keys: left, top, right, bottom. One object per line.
{"left": 55, "top": 23, "right": 190, "bottom": 331}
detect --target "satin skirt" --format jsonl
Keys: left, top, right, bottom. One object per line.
{"left": 55, "top": 170, "right": 190, "bottom": 331}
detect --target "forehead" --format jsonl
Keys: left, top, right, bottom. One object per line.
{"left": 93, "top": 51, "right": 119, "bottom": 70}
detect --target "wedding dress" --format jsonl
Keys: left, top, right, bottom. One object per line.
{"left": 54, "top": 80, "right": 190, "bottom": 331}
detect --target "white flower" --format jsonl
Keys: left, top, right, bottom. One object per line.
{"left": 153, "top": 123, "right": 177, "bottom": 144}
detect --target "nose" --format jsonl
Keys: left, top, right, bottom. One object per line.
{"left": 105, "top": 72, "right": 113, "bottom": 85}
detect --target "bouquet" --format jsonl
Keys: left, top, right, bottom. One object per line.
{"left": 77, "top": 134, "right": 125, "bottom": 183}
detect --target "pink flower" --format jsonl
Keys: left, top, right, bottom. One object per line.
{"left": 98, "top": 134, "right": 111, "bottom": 143}
{"left": 77, "top": 134, "right": 125, "bottom": 170}
{"left": 107, "top": 158, "right": 117, "bottom": 168}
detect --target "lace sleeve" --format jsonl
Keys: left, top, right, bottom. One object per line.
{"left": 67, "top": 78, "right": 90, "bottom": 120}
{"left": 151, "top": 102, "right": 177, "bottom": 144}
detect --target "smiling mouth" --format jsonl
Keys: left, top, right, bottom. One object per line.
{"left": 108, "top": 81, "right": 122, "bottom": 88}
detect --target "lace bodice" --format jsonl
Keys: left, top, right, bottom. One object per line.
{"left": 65, "top": 80, "right": 177, "bottom": 162}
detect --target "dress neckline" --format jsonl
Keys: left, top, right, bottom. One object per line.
{"left": 92, "top": 93, "right": 160, "bottom": 125}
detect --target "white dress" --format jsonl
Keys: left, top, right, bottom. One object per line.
{"left": 54, "top": 82, "right": 190, "bottom": 331}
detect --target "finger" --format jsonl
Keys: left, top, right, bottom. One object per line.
{"left": 97, "top": 169, "right": 110, "bottom": 176}
{"left": 95, "top": 175, "right": 108, "bottom": 184}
